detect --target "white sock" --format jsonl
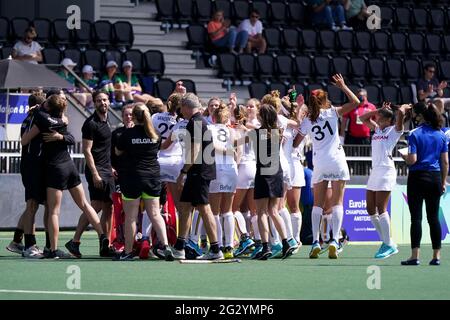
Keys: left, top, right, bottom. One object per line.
{"left": 321, "top": 214, "right": 332, "bottom": 242}
{"left": 291, "top": 212, "right": 302, "bottom": 243}
{"left": 141, "top": 210, "right": 152, "bottom": 238}
{"left": 251, "top": 215, "right": 261, "bottom": 241}
{"left": 214, "top": 215, "right": 223, "bottom": 247}
{"left": 234, "top": 211, "right": 248, "bottom": 235}
{"left": 244, "top": 211, "right": 252, "bottom": 236}
{"left": 279, "top": 207, "right": 293, "bottom": 240}
{"left": 312, "top": 206, "right": 323, "bottom": 243}
{"left": 331, "top": 205, "right": 344, "bottom": 242}
{"left": 379, "top": 212, "right": 393, "bottom": 246}
{"left": 222, "top": 212, "right": 235, "bottom": 248}
{"left": 200, "top": 220, "right": 206, "bottom": 240}
{"left": 269, "top": 217, "right": 280, "bottom": 245}
{"left": 370, "top": 214, "right": 383, "bottom": 242}
{"left": 189, "top": 210, "right": 201, "bottom": 243}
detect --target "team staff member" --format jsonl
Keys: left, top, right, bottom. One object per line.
{"left": 21, "top": 95, "right": 110, "bottom": 258}
{"left": 401, "top": 102, "right": 449, "bottom": 266}
{"left": 114, "top": 103, "right": 174, "bottom": 261}
{"left": 66, "top": 91, "right": 115, "bottom": 258}
{"left": 173, "top": 93, "right": 223, "bottom": 260}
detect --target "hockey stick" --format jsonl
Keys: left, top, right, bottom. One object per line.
{"left": 179, "top": 258, "right": 241, "bottom": 264}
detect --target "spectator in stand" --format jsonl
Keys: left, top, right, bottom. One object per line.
{"left": 238, "top": 9, "right": 267, "bottom": 54}
{"left": 117, "top": 60, "right": 157, "bottom": 105}
{"left": 342, "top": 0, "right": 371, "bottom": 30}
{"left": 207, "top": 10, "right": 249, "bottom": 54}
{"left": 417, "top": 63, "right": 450, "bottom": 120}
{"left": 99, "top": 60, "right": 122, "bottom": 104}
{"left": 11, "top": 27, "right": 43, "bottom": 64}
{"left": 78, "top": 65, "right": 99, "bottom": 110}
{"left": 340, "top": 88, "right": 376, "bottom": 145}
{"left": 307, "top": 0, "right": 352, "bottom": 31}
{"left": 57, "top": 58, "right": 77, "bottom": 87}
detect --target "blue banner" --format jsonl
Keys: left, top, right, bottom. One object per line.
{"left": 0, "top": 94, "right": 31, "bottom": 124}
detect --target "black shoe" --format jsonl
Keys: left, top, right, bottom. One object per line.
{"left": 65, "top": 239, "right": 82, "bottom": 258}
{"left": 185, "top": 245, "right": 200, "bottom": 260}
{"left": 45, "top": 249, "right": 74, "bottom": 259}
{"left": 164, "top": 246, "right": 175, "bottom": 262}
{"left": 100, "top": 237, "right": 114, "bottom": 257}
{"left": 429, "top": 259, "right": 441, "bottom": 266}
{"left": 401, "top": 259, "right": 420, "bottom": 266}
{"left": 152, "top": 244, "right": 165, "bottom": 260}
{"left": 281, "top": 244, "right": 295, "bottom": 260}
{"left": 256, "top": 248, "right": 272, "bottom": 260}
{"left": 113, "top": 251, "right": 134, "bottom": 261}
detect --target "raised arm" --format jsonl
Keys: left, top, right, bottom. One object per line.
{"left": 332, "top": 74, "right": 360, "bottom": 117}
{"left": 395, "top": 104, "right": 412, "bottom": 132}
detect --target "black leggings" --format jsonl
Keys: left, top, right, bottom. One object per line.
{"left": 407, "top": 171, "right": 442, "bottom": 250}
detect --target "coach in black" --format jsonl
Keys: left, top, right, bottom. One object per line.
{"left": 66, "top": 91, "right": 115, "bottom": 257}
{"left": 173, "top": 93, "right": 223, "bottom": 260}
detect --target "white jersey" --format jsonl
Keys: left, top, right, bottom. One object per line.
{"left": 371, "top": 125, "right": 403, "bottom": 168}
{"left": 164, "top": 119, "right": 189, "bottom": 158}
{"left": 292, "top": 132, "right": 306, "bottom": 160}
{"left": 208, "top": 124, "right": 236, "bottom": 167}
{"left": 299, "top": 106, "right": 343, "bottom": 164}
{"left": 152, "top": 112, "right": 177, "bottom": 142}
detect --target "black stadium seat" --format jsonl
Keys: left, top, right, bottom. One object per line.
{"left": 403, "top": 58, "right": 421, "bottom": 83}
{"left": 336, "top": 30, "right": 353, "bottom": 55}
{"left": 177, "top": 79, "right": 197, "bottom": 94}
{"left": 354, "top": 31, "right": 371, "bottom": 55}
{"left": 412, "top": 8, "right": 428, "bottom": 32}
{"left": 269, "top": 82, "right": 287, "bottom": 97}
{"left": 52, "top": 19, "right": 73, "bottom": 48}
{"left": 390, "top": 32, "right": 407, "bottom": 57}
{"left": 237, "top": 53, "right": 256, "bottom": 81}
{"left": 439, "top": 61, "right": 450, "bottom": 82}
{"left": 313, "top": 55, "right": 330, "bottom": 82}
{"left": 263, "top": 27, "right": 281, "bottom": 53}
{"left": 350, "top": 57, "right": 367, "bottom": 83}
{"left": 443, "top": 34, "right": 450, "bottom": 59}
{"left": 365, "top": 84, "right": 381, "bottom": 105}
{"left": 232, "top": 0, "right": 250, "bottom": 24}
{"left": 113, "top": 21, "right": 134, "bottom": 50}
{"left": 386, "top": 57, "right": 403, "bottom": 83}
{"left": 319, "top": 30, "right": 335, "bottom": 54}
{"left": 144, "top": 50, "right": 165, "bottom": 77}
{"left": 92, "top": 20, "right": 113, "bottom": 49}
{"left": 282, "top": 28, "right": 299, "bottom": 54}
{"left": 275, "top": 55, "right": 294, "bottom": 83}
{"left": 104, "top": 49, "right": 122, "bottom": 68}
{"left": 269, "top": 2, "right": 287, "bottom": 27}
{"left": 408, "top": 33, "right": 425, "bottom": 57}
{"left": 42, "top": 48, "right": 62, "bottom": 65}
{"left": 123, "top": 49, "right": 144, "bottom": 74}
{"left": 176, "top": 0, "right": 194, "bottom": 25}
{"left": 372, "top": 31, "right": 389, "bottom": 56}
{"left": 10, "top": 17, "right": 30, "bottom": 42}
{"left": 186, "top": 25, "right": 207, "bottom": 52}
{"left": 214, "top": 0, "right": 232, "bottom": 20}
{"left": 367, "top": 58, "right": 385, "bottom": 82}
{"left": 249, "top": 82, "right": 268, "bottom": 100}
{"left": 0, "top": 46, "right": 13, "bottom": 60}
{"left": 399, "top": 85, "right": 414, "bottom": 104}
{"left": 425, "top": 34, "right": 441, "bottom": 58}
{"left": 83, "top": 48, "right": 104, "bottom": 73}
{"left": 217, "top": 53, "right": 236, "bottom": 81}
{"left": 295, "top": 55, "right": 312, "bottom": 82}
{"left": 194, "top": 0, "right": 212, "bottom": 24}
{"left": 251, "top": 1, "right": 269, "bottom": 23}
{"left": 288, "top": 2, "right": 305, "bottom": 26}
{"left": 74, "top": 20, "right": 92, "bottom": 48}
{"left": 429, "top": 8, "right": 445, "bottom": 32}
{"left": 256, "top": 54, "right": 274, "bottom": 82}
{"left": 327, "top": 85, "right": 344, "bottom": 105}
{"left": 331, "top": 57, "right": 349, "bottom": 78}
{"left": 156, "top": 0, "right": 175, "bottom": 25}
{"left": 395, "top": 7, "right": 411, "bottom": 31}
{"left": 380, "top": 6, "right": 394, "bottom": 29}
{"left": 62, "top": 48, "right": 82, "bottom": 71}
{"left": 0, "top": 17, "right": 9, "bottom": 46}
{"left": 382, "top": 85, "right": 399, "bottom": 104}
{"left": 32, "top": 18, "right": 52, "bottom": 46}
{"left": 154, "top": 78, "right": 175, "bottom": 101}
{"left": 301, "top": 29, "right": 317, "bottom": 54}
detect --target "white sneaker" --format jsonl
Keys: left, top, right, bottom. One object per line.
{"left": 328, "top": 240, "right": 339, "bottom": 259}
{"left": 6, "top": 241, "right": 24, "bottom": 255}
{"left": 196, "top": 250, "right": 224, "bottom": 260}
{"left": 170, "top": 247, "right": 186, "bottom": 260}
{"left": 22, "top": 245, "right": 44, "bottom": 259}
{"left": 341, "top": 25, "right": 353, "bottom": 31}
{"left": 331, "top": 25, "right": 340, "bottom": 32}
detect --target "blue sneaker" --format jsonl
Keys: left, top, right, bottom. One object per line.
{"left": 374, "top": 243, "right": 386, "bottom": 258}
{"left": 269, "top": 242, "right": 283, "bottom": 259}
{"left": 319, "top": 241, "right": 330, "bottom": 255}
{"left": 250, "top": 243, "right": 263, "bottom": 259}
{"left": 289, "top": 238, "right": 301, "bottom": 254}
{"left": 375, "top": 244, "right": 399, "bottom": 259}
{"left": 328, "top": 240, "right": 339, "bottom": 259}
{"left": 309, "top": 241, "right": 321, "bottom": 259}
{"left": 234, "top": 237, "right": 255, "bottom": 257}
{"left": 186, "top": 239, "right": 202, "bottom": 256}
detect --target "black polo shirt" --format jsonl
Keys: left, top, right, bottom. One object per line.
{"left": 81, "top": 111, "right": 112, "bottom": 175}
{"left": 185, "top": 112, "right": 216, "bottom": 180}
{"left": 111, "top": 126, "right": 126, "bottom": 173}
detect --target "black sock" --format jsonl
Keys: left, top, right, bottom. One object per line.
{"left": 45, "top": 232, "right": 51, "bottom": 249}
{"left": 282, "top": 238, "right": 289, "bottom": 249}
{"left": 210, "top": 242, "right": 220, "bottom": 254}
{"left": 99, "top": 234, "right": 107, "bottom": 242}
{"left": 255, "top": 239, "right": 262, "bottom": 246}
{"left": 174, "top": 237, "right": 185, "bottom": 251}
{"left": 262, "top": 242, "right": 269, "bottom": 251}
{"left": 13, "top": 228, "right": 24, "bottom": 243}
{"left": 24, "top": 234, "right": 34, "bottom": 250}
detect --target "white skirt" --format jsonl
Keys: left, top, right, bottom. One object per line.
{"left": 158, "top": 156, "right": 183, "bottom": 183}
{"left": 312, "top": 157, "right": 350, "bottom": 185}
{"left": 236, "top": 161, "right": 256, "bottom": 189}
{"left": 210, "top": 165, "right": 239, "bottom": 193}
{"left": 290, "top": 158, "right": 306, "bottom": 188}
{"left": 367, "top": 166, "right": 397, "bottom": 191}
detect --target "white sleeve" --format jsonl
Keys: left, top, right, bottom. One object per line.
{"left": 299, "top": 119, "right": 310, "bottom": 136}
{"left": 256, "top": 21, "right": 263, "bottom": 34}
{"left": 388, "top": 126, "right": 403, "bottom": 145}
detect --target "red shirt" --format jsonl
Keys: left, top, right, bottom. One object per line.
{"left": 343, "top": 102, "right": 376, "bottom": 138}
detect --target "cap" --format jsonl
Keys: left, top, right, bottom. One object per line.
{"left": 106, "top": 60, "right": 118, "bottom": 68}
{"left": 82, "top": 65, "right": 94, "bottom": 74}
{"left": 61, "top": 58, "right": 77, "bottom": 67}
{"left": 122, "top": 60, "right": 133, "bottom": 68}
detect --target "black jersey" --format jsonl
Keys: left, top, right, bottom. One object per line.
{"left": 81, "top": 112, "right": 112, "bottom": 174}
{"left": 116, "top": 125, "right": 161, "bottom": 177}
{"left": 111, "top": 126, "right": 127, "bottom": 173}
{"left": 253, "top": 128, "right": 282, "bottom": 174}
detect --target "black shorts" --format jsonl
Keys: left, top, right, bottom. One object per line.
{"left": 85, "top": 168, "right": 114, "bottom": 202}
{"left": 46, "top": 161, "right": 81, "bottom": 191}
{"left": 254, "top": 170, "right": 284, "bottom": 200}
{"left": 20, "top": 156, "right": 46, "bottom": 204}
{"left": 179, "top": 173, "right": 211, "bottom": 206}
{"left": 120, "top": 174, "right": 161, "bottom": 200}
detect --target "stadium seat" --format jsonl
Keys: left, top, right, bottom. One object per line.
{"left": 379, "top": 6, "right": 394, "bottom": 29}
{"left": 364, "top": 84, "right": 381, "bottom": 105}
{"left": 336, "top": 30, "right": 353, "bottom": 55}
{"left": 52, "top": 19, "right": 73, "bottom": 48}
{"left": 214, "top": 0, "right": 232, "bottom": 20}
{"left": 232, "top": 0, "right": 250, "bottom": 24}
{"left": 155, "top": 0, "right": 175, "bottom": 27}
{"left": 347, "top": 84, "right": 361, "bottom": 97}
{"left": 386, "top": 57, "right": 403, "bottom": 83}
{"left": 408, "top": 33, "right": 425, "bottom": 57}
{"left": 62, "top": 48, "right": 82, "bottom": 71}
{"left": 282, "top": 28, "right": 299, "bottom": 54}
{"left": 350, "top": 56, "right": 367, "bottom": 83}
{"left": 113, "top": 21, "right": 134, "bottom": 50}
{"left": 313, "top": 55, "right": 331, "bottom": 82}
{"left": 331, "top": 56, "right": 349, "bottom": 79}
{"left": 318, "top": 30, "right": 336, "bottom": 55}
{"left": 194, "top": 0, "right": 212, "bottom": 24}
{"left": 186, "top": 24, "right": 207, "bottom": 53}
{"left": 0, "top": 46, "right": 12, "bottom": 60}
{"left": 251, "top": 1, "right": 269, "bottom": 23}
{"left": 390, "top": 32, "right": 407, "bottom": 57}
{"left": 154, "top": 78, "right": 175, "bottom": 101}
{"left": 367, "top": 58, "right": 385, "bottom": 83}
{"left": 0, "top": 17, "right": 9, "bottom": 46}
{"left": 412, "top": 8, "right": 428, "bottom": 31}
{"left": 42, "top": 48, "right": 62, "bottom": 65}
{"left": 404, "top": 58, "right": 421, "bottom": 83}
{"left": 443, "top": 34, "right": 450, "bottom": 59}
{"left": 300, "top": 29, "right": 317, "bottom": 54}
{"left": 293, "top": 82, "right": 307, "bottom": 97}
{"left": 217, "top": 53, "right": 236, "bottom": 82}
{"left": 175, "top": 0, "right": 194, "bottom": 26}
{"left": 123, "top": 49, "right": 144, "bottom": 74}
{"left": 439, "top": 61, "right": 450, "bottom": 81}
{"left": 104, "top": 49, "right": 123, "bottom": 68}
{"left": 92, "top": 21, "right": 113, "bottom": 49}
{"left": 10, "top": 17, "right": 30, "bottom": 42}
{"left": 256, "top": 54, "right": 275, "bottom": 82}
{"left": 74, "top": 20, "right": 93, "bottom": 49}
{"left": 32, "top": 18, "right": 52, "bottom": 46}
{"left": 275, "top": 54, "right": 294, "bottom": 83}
{"left": 237, "top": 53, "right": 256, "bottom": 82}
{"left": 288, "top": 2, "right": 305, "bottom": 26}
{"left": 327, "top": 85, "right": 345, "bottom": 105}
{"left": 425, "top": 34, "right": 442, "bottom": 58}
{"left": 428, "top": 8, "right": 445, "bottom": 32}
{"left": 294, "top": 55, "right": 313, "bottom": 83}
{"left": 269, "top": 82, "right": 287, "bottom": 97}
{"left": 382, "top": 85, "right": 399, "bottom": 104}
{"left": 399, "top": 84, "right": 414, "bottom": 104}
{"left": 249, "top": 82, "right": 268, "bottom": 100}
{"left": 263, "top": 27, "right": 282, "bottom": 53}
{"left": 177, "top": 79, "right": 197, "bottom": 94}
{"left": 354, "top": 31, "right": 371, "bottom": 55}
{"left": 372, "top": 31, "right": 389, "bottom": 56}
{"left": 83, "top": 48, "right": 104, "bottom": 74}
{"left": 269, "top": 2, "right": 287, "bottom": 27}
{"left": 144, "top": 50, "right": 165, "bottom": 78}
{"left": 395, "top": 7, "right": 412, "bottom": 31}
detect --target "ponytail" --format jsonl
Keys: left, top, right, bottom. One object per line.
{"left": 413, "top": 102, "right": 443, "bottom": 130}
{"left": 133, "top": 103, "right": 159, "bottom": 141}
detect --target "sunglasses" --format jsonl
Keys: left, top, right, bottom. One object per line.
{"left": 427, "top": 69, "right": 435, "bottom": 73}
{"left": 251, "top": 15, "right": 259, "bottom": 18}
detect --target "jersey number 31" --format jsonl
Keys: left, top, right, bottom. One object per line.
{"left": 311, "top": 121, "right": 333, "bottom": 141}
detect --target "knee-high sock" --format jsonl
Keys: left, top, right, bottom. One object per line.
{"left": 200, "top": 219, "right": 207, "bottom": 240}
{"left": 214, "top": 215, "right": 223, "bottom": 247}
{"left": 312, "top": 206, "right": 323, "bottom": 243}
{"left": 244, "top": 211, "right": 252, "bottom": 235}
{"left": 378, "top": 212, "right": 393, "bottom": 246}
{"left": 222, "top": 212, "right": 235, "bottom": 248}
{"left": 370, "top": 214, "right": 383, "bottom": 242}
{"left": 321, "top": 214, "right": 332, "bottom": 242}
{"left": 268, "top": 217, "right": 280, "bottom": 245}
{"left": 251, "top": 215, "right": 261, "bottom": 241}
{"left": 141, "top": 211, "right": 152, "bottom": 238}
{"left": 234, "top": 211, "right": 248, "bottom": 235}
{"left": 189, "top": 210, "right": 201, "bottom": 243}
{"left": 279, "top": 207, "right": 293, "bottom": 240}
{"left": 331, "top": 205, "right": 344, "bottom": 242}
{"left": 291, "top": 212, "right": 302, "bottom": 243}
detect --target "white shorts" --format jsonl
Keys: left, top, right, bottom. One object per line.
{"left": 210, "top": 165, "right": 238, "bottom": 193}
{"left": 236, "top": 161, "right": 256, "bottom": 189}
{"left": 312, "top": 157, "right": 350, "bottom": 185}
{"left": 158, "top": 156, "right": 183, "bottom": 183}
{"left": 281, "top": 158, "right": 292, "bottom": 189}
{"left": 290, "top": 159, "right": 305, "bottom": 188}
{"left": 367, "top": 166, "right": 397, "bottom": 191}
